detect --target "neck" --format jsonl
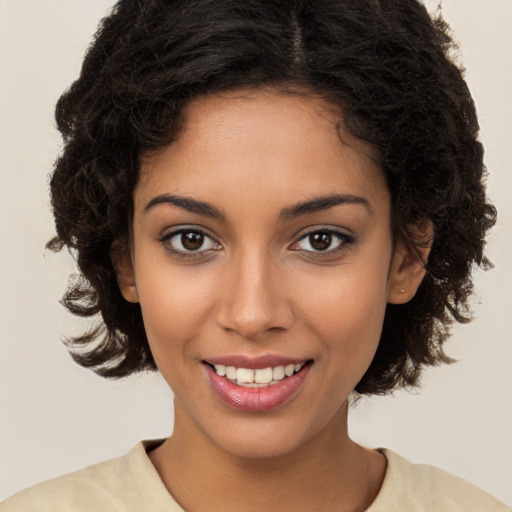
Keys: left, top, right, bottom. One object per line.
{"left": 149, "top": 401, "right": 386, "bottom": 512}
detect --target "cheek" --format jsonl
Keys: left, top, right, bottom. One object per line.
{"left": 135, "top": 265, "right": 217, "bottom": 364}
{"left": 298, "top": 262, "right": 389, "bottom": 360}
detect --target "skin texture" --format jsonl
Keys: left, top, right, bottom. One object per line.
{"left": 115, "top": 89, "right": 429, "bottom": 511}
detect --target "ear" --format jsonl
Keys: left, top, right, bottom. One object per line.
{"left": 387, "top": 221, "right": 433, "bottom": 304}
{"left": 110, "top": 241, "right": 139, "bottom": 303}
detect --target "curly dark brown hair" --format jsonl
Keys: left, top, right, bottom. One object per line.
{"left": 47, "top": 0, "right": 496, "bottom": 394}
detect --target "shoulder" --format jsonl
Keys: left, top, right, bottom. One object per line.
{"left": 0, "top": 440, "right": 177, "bottom": 512}
{"left": 369, "top": 449, "right": 510, "bottom": 512}
{"left": 1, "top": 449, "right": 139, "bottom": 512}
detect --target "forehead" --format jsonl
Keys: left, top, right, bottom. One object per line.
{"left": 136, "top": 89, "right": 388, "bottom": 215}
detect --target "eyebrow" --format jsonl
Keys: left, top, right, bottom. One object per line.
{"left": 144, "top": 192, "right": 371, "bottom": 221}
{"left": 144, "top": 194, "right": 225, "bottom": 219}
{"left": 279, "top": 193, "right": 372, "bottom": 220}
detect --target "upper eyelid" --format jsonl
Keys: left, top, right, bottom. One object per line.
{"left": 298, "top": 228, "right": 348, "bottom": 237}
{"left": 295, "top": 226, "right": 355, "bottom": 241}
{"left": 290, "top": 221, "right": 355, "bottom": 235}
{"left": 160, "top": 225, "right": 218, "bottom": 241}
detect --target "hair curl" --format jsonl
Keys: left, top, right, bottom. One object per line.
{"left": 47, "top": 0, "right": 496, "bottom": 394}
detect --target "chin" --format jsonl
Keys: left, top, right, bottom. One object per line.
{"left": 199, "top": 405, "right": 347, "bottom": 462}
{"left": 212, "top": 430, "right": 309, "bottom": 460}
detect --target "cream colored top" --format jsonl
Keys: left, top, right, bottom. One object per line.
{"left": 2, "top": 440, "right": 509, "bottom": 511}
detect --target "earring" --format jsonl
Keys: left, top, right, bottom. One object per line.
{"left": 399, "top": 289, "right": 406, "bottom": 294}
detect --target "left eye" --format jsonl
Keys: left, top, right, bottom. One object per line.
{"left": 163, "top": 229, "right": 220, "bottom": 253}
{"left": 294, "top": 230, "right": 350, "bottom": 252}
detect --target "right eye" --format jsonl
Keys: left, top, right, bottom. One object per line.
{"left": 160, "top": 228, "right": 222, "bottom": 258}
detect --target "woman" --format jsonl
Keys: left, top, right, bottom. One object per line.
{"left": 1, "top": 0, "right": 509, "bottom": 510}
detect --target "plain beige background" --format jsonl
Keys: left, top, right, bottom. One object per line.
{"left": 1, "top": 0, "right": 511, "bottom": 506}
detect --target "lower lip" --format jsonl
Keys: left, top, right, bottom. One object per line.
{"left": 205, "top": 363, "right": 311, "bottom": 412}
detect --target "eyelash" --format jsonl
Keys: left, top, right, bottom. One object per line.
{"left": 159, "top": 227, "right": 356, "bottom": 260}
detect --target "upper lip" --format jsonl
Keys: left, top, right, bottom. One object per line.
{"left": 204, "top": 355, "right": 311, "bottom": 370}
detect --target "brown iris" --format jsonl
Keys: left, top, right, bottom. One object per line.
{"left": 309, "top": 232, "right": 332, "bottom": 251}
{"left": 181, "top": 231, "right": 204, "bottom": 250}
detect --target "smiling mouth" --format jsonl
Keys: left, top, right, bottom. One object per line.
{"left": 204, "top": 361, "right": 312, "bottom": 388}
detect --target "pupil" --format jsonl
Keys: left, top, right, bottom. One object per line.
{"left": 310, "top": 232, "right": 331, "bottom": 250}
{"left": 182, "top": 231, "right": 204, "bottom": 250}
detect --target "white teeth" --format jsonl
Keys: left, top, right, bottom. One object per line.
{"left": 236, "top": 368, "right": 254, "bottom": 383}
{"left": 254, "top": 367, "right": 273, "bottom": 384}
{"left": 214, "top": 364, "right": 226, "bottom": 376}
{"left": 212, "top": 362, "right": 306, "bottom": 386}
{"left": 272, "top": 366, "right": 285, "bottom": 380}
{"left": 284, "top": 364, "right": 295, "bottom": 377}
{"left": 225, "top": 366, "right": 237, "bottom": 380}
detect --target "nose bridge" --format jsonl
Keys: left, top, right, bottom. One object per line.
{"left": 217, "top": 246, "right": 292, "bottom": 339}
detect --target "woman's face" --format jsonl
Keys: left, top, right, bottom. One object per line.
{"left": 120, "top": 89, "right": 411, "bottom": 458}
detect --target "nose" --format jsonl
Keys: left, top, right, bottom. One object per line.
{"left": 216, "top": 251, "right": 294, "bottom": 341}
